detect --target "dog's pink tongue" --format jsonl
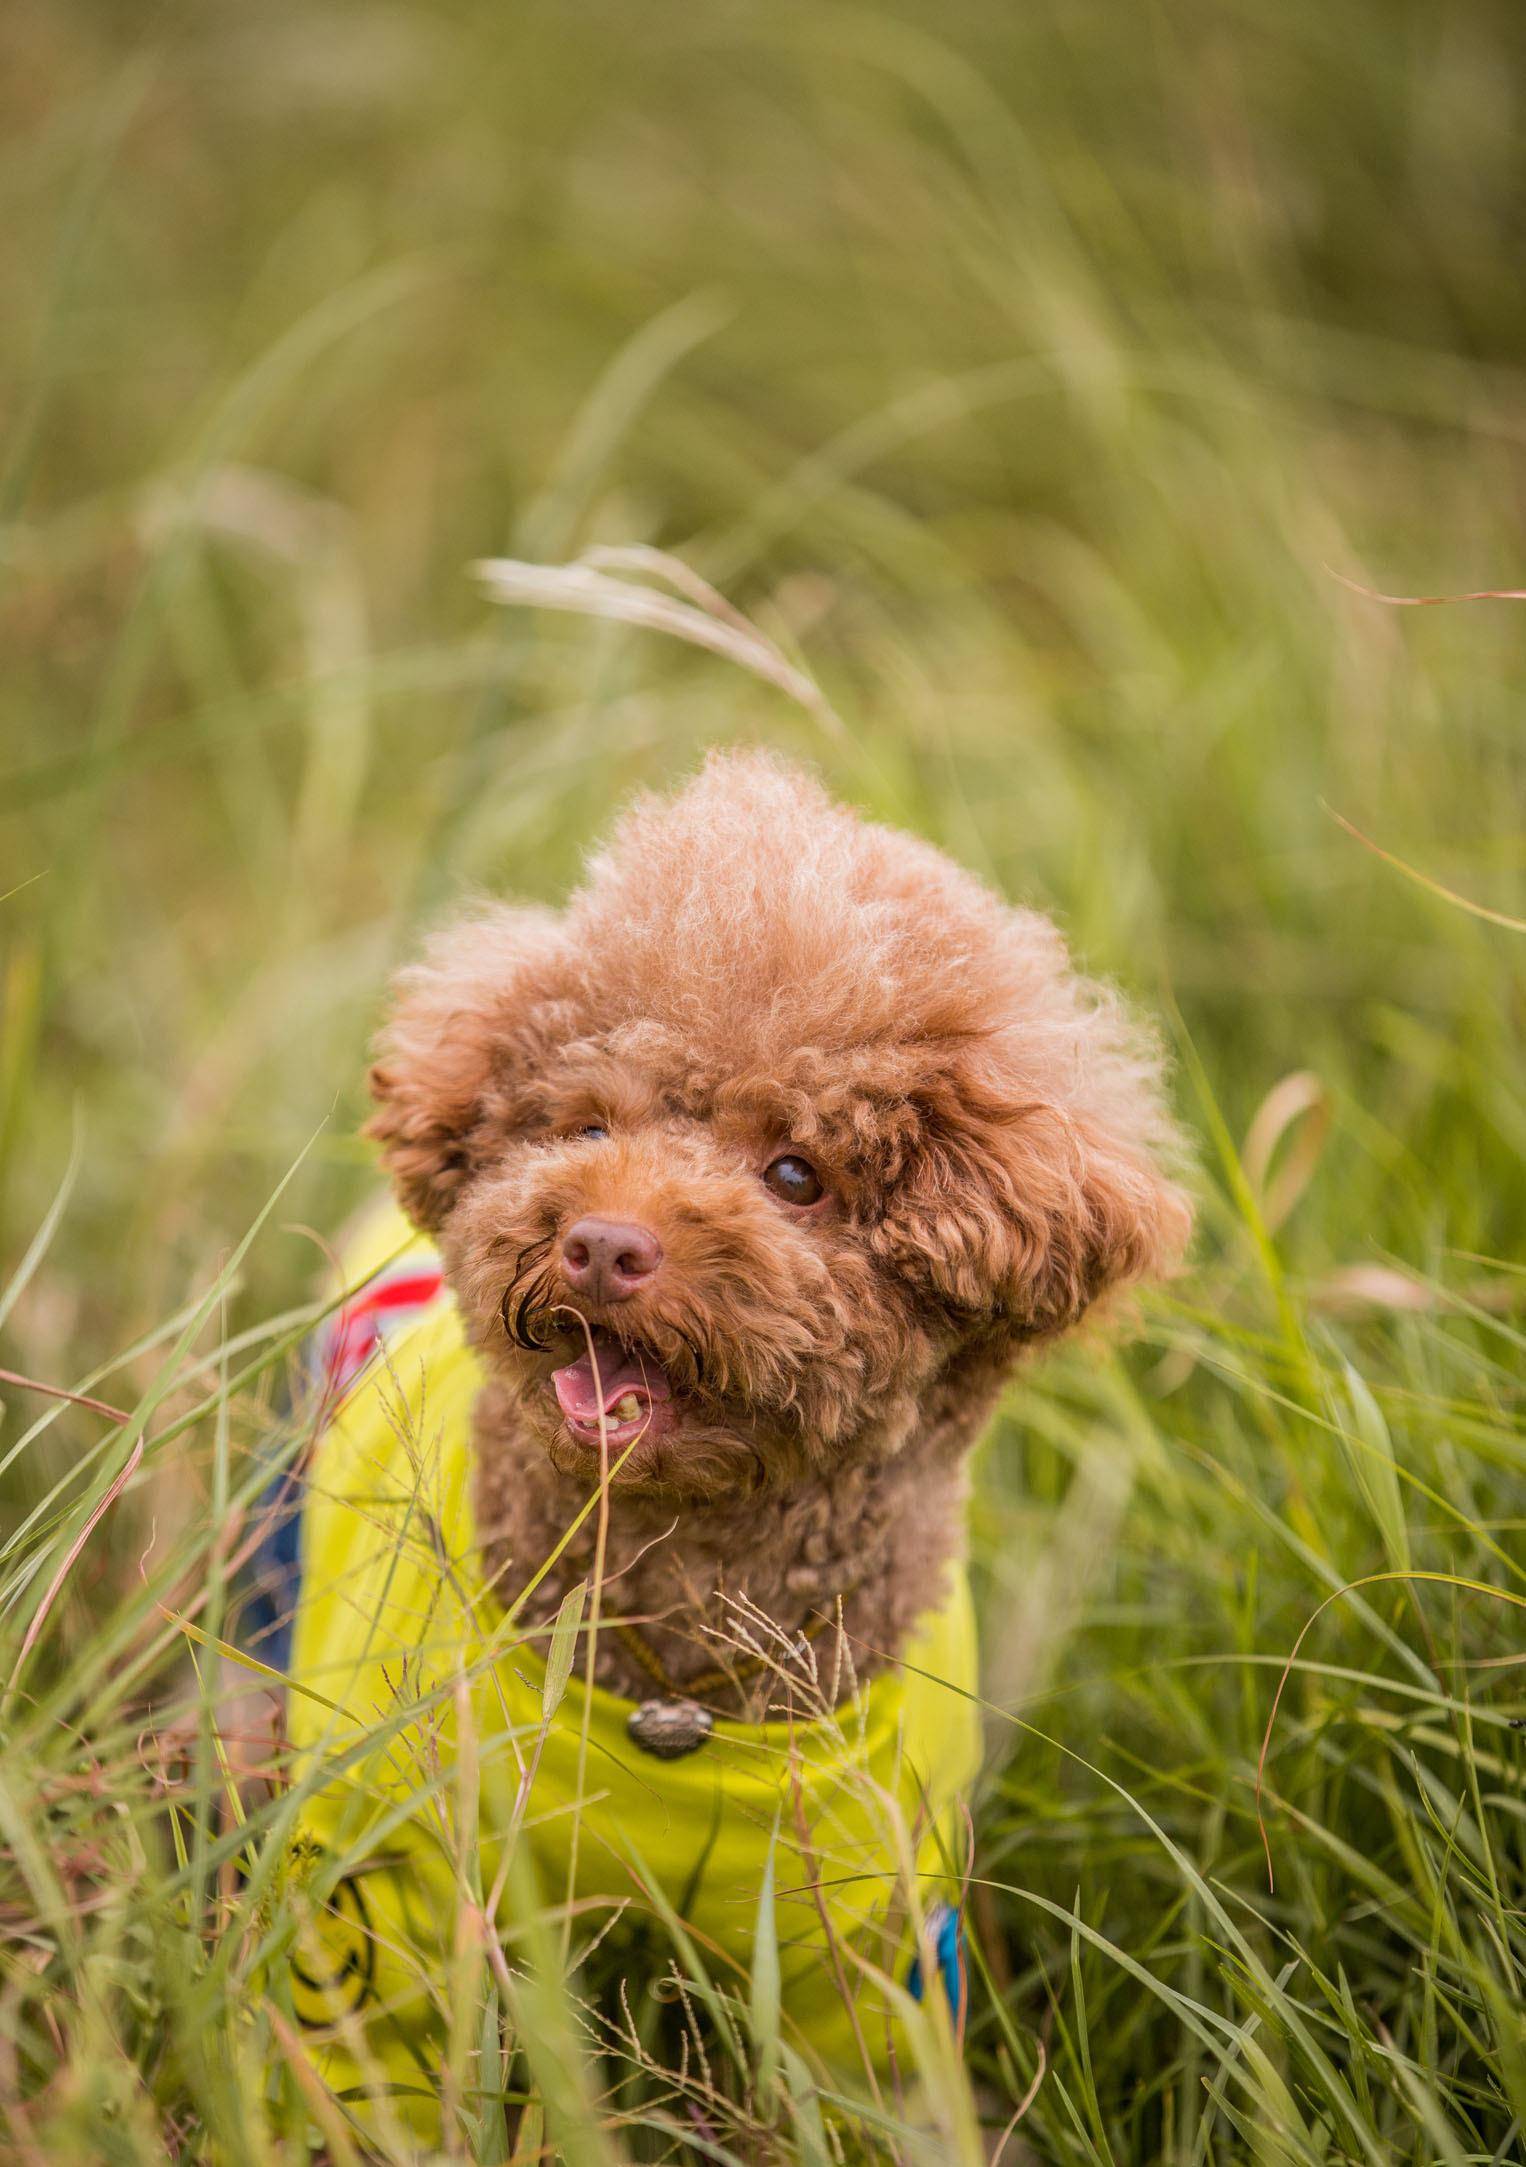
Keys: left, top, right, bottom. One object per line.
{"left": 552, "top": 1336, "right": 672, "bottom": 1422}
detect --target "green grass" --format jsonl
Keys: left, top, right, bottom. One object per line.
{"left": 2, "top": 0, "right": 1524, "bottom": 2158}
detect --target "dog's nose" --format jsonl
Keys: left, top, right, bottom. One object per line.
{"left": 560, "top": 1216, "right": 663, "bottom": 1304}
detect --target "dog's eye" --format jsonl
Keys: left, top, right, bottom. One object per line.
{"left": 762, "top": 1154, "right": 824, "bottom": 1207}
{"left": 576, "top": 1123, "right": 608, "bottom": 1142}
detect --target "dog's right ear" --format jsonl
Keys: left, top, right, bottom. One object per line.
{"left": 365, "top": 905, "right": 564, "bottom": 1234}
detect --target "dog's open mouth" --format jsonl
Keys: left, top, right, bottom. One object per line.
{"left": 549, "top": 1330, "right": 678, "bottom": 1448}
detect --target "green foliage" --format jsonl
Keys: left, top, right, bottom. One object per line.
{"left": 1, "top": 0, "right": 1523, "bottom": 2158}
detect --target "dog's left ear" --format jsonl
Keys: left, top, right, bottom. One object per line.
{"left": 991, "top": 1104, "right": 1193, "bottom": 1341}
{"left": 883, "top": 1070, "right": 1192, "bottom": 1345}
{"left": 365, "top": 904, "right": 564, "bottom": 1234}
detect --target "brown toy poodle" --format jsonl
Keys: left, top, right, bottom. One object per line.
{"left": 364, "top": 748, "right": 1191, "bottom": 1723}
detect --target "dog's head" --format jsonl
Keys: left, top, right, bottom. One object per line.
{"left": 367, "top": 752, "right": 1191, "bottom": 1499}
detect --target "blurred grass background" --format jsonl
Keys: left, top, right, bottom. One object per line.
{"left": 2, "top": 1, "right": 1524, "bottom": 2160}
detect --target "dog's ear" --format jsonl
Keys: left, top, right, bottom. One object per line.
{"left": 365, "top": 905, "right": 564, "bottom": 1234}
{"left": 988, "top": 1104, "right": 1193, "bottom": 1340}
{"left": 883, "top": 1070, "right": 1192, "bottom": 1345}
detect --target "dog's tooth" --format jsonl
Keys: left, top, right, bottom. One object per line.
{"left": 613, "top": 1392, "right": 641, "bottom": 1421}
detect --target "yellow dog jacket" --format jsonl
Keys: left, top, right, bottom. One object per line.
{"left": 274, "top": 1207, "right": 982, "bottom": 2135}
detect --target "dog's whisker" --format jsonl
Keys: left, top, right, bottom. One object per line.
{"left": 501, "top": 1255, "right": 563, "bottom": 1351}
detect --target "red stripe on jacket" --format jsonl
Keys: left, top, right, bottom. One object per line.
{"left": 317, "top": 1262, "right": 446, "bottom": 1403}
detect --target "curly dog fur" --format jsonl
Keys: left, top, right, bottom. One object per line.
{"left": 366, "top": 751, "right": 1191, "bottom": 1718}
